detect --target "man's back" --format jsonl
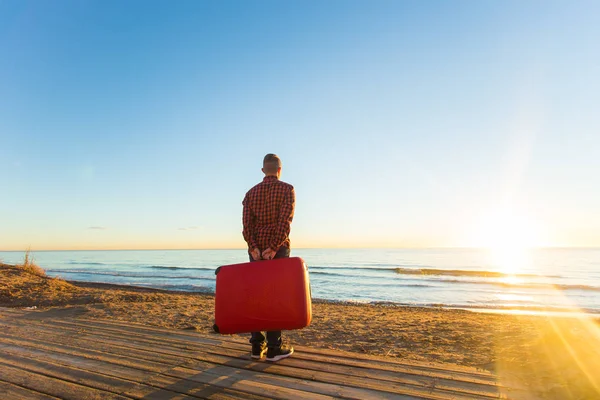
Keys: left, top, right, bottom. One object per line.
{"left": 242, "top": 175, "right": 295, "bottom": 253}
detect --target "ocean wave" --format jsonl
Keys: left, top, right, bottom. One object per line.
{"left": 559, "top": 284, "right": 600, "bottom": 292}
{"left": 312, "top": 280, "right": 436, "bottom": 288}
{"left": 361, "top": 262, "right": 404, "bottom": 268}
{"left": 65, "top": 262, "right": 217, "bottom": 271}
{"left": 442, "top": 279, "right": 600, "bottom": 292}
{"left": 310, "top": 266, "right": 398, "bottom": 272}
{"left": 394, "top": 268, "right": 556, "bottom": 279}
{"left": 80, "top": 282, "right": 214, "bottom": 292}
{"left": 148, "top": 266, "right": 216, "bottom": 271}
{"left": 134, "top": 283, "right": 214, "bottom": 292}
{"left": 398, "top": 284, "right": 434, "bottom": 288}
{"left": 310, "top": 271, "right": 353, "bottom": 277}
{"left": 47, "top": 269, "right": 215, "bottom": 281}
{"left": 310, "top": 270, "right": 417, "bottom": 281}
{"left": 67, "top": 261, "right": 107, "bottom": 266}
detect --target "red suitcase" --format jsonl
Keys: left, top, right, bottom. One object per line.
{"left": 213, "top": 257, "right": 312, "bottom": 334}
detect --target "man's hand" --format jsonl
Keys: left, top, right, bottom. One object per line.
{"left": 261, "top": 248, "right": 276, "bottom": 260}
{"left": 250, "top": 248, "right": 262, "bottom": 261}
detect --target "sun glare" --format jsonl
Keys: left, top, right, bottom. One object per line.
{"left": 489, "top": 246, "right": 531, "bottom": 276}
{"left": 472, "top": 210, "right": 539, "bottom": 275}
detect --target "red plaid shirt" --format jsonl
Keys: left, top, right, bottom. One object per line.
{"left": 242, "top": 175, "right": 295, "bottom": 252}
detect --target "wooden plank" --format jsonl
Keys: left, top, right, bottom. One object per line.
{"left": 196, "top": 348, "right": 502, "bottom": 399}
{"left": 0, "top": 312, "right": 484, "bottom": 382}
{"left": 0, "top": 342, "right": 272, "bottom": 400}
{"left": 119, "top": 387, "right": 190, "bottom": 400}
{"left": 1, "top": 322, "right": 194, "bottom": 366}
{"left": 8, "top": 319, "right": 500, "bottom": 399}
{"left": 0, "top": 351, "right": 147, "bottom": 397}
{"left": 73, "top": 316, "right": 496, "bottom": 378}
{"left": 23, "top": 318, "right": 503, "bottom": 395}
{"left": 167, "top": 365, "right": 422, "bottom": 400}
{"left": 0, "top": 361, "right": 126, "bottom": 400}
{"left": 270, "top": 343, "right": 495, "bottom": 379}
{"left": 0, "top": 341, "right": 157, "bottom": 382}
{"left": 53, "top": 316, "right": 233, "bottom": 343}
{"left": 0, "top": 332, "right": 174, "bottom": 373}
{"left": 0, "top": 380, "right": 60, "bottom": 400}
{"left": 1, "top": 324, "right": 411, "bottom": 400}
{"left": 1, "top": 316, "right": 222, "bottom": 346}
{"left": 0, "top": 315, "right": 519, "bottom": 400}
{"left": 185, "top": 340, "right": 501, "bottom": 396}
{"left": 3, "top": 323, "right": 187, "bottom": 365}
{"left": 179, "top": 353, "right": 491, "bottom": 400}
{"left": 0, "top": 331, "right": 336, "bottom": 400}
{"left": 122, "top": 374, "right": 273, "bottom": 400}
{"left": 208, "top": 338, "right": 496, "bottom": 383}
{"left": 42, "top": 318, "right": 497, "bottom": 385}
{"left": 85, "top": 329, "right": 492, "bottom": 399}
{"left": 65, "top": 317, "right": 497, "bottom": 384}
{"left": 6, "top": 319, "right": 505, "bottom": 399}
{"left": 0, "top": 307, "right": 26, "bottom": 316}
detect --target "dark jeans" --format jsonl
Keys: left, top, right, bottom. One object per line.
{"left": 248, "top": 246, "right": 290, "bottom": 348}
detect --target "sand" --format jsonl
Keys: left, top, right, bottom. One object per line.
{"left": 2, "top": 263, "right": 600, "bottom": 399}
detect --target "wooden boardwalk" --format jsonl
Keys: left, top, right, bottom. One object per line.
{"left": 0, "top": 307, "right": 522, "bottom": 400}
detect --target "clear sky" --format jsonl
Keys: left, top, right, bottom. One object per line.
{"left": 1, "top": 0, "right": 599, "bottom": 251}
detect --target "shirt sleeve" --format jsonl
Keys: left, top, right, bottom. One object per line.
{"left": 269, "top": 187, "right": 295, "bottom": 251}
{"left": 242, "top": 193, "right": 259, "bottom": 250}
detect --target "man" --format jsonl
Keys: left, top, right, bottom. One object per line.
{"left": 242, "top": 153, "right": 296, "bottom": 362}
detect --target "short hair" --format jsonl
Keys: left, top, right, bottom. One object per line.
{"left": 263, "top": 153, "right": 282, "bottom": 173}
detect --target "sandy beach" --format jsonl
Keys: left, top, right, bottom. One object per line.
{"left": 2, "top": 262, "right": 599, "bottom": 399}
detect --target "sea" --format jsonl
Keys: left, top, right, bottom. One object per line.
{"left": 2, "top": 248, "right": 599, "bottom": 315}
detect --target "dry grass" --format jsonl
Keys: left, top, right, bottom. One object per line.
{"left": 0, "top": 262, "right": 82, "bottom": 307}
{"left": 17, "top": 250, "right": 46, "bottom": 277}
{"left": 0, "top": 251, "right": 87, "bottom": 306}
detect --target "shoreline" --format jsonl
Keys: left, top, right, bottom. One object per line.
{"left": 66, "top": 278, "right": 600, "bottom": 318}
{"left": 5, "top": 248, "right": 600, "bottom": 316}
{"left": 3, "top": 262, "right": 600, "bottom": 319}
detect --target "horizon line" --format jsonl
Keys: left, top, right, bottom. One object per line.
{"left": 1, "top": 246, "right": 599, "bottom": 252}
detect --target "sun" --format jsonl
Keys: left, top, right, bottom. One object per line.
{"left": 471, "top": 210, "right": 540, "bottom": 275}
{"left": 488, "top": 245, "right": 532, "bottom": 276}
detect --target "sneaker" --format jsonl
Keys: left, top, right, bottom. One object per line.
{"left": 266, "top": 344, "right": 294, "bottom": 362}
{"left": 251, "top": 342, "right": 267, "bottom": 359}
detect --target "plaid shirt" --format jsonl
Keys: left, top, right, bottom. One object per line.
{"left": 242, "top": 176, "right": 295, "bottom": 251}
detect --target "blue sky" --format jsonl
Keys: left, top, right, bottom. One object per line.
{"left": 1, "top": 1, "right": 599, "bottom": 250}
